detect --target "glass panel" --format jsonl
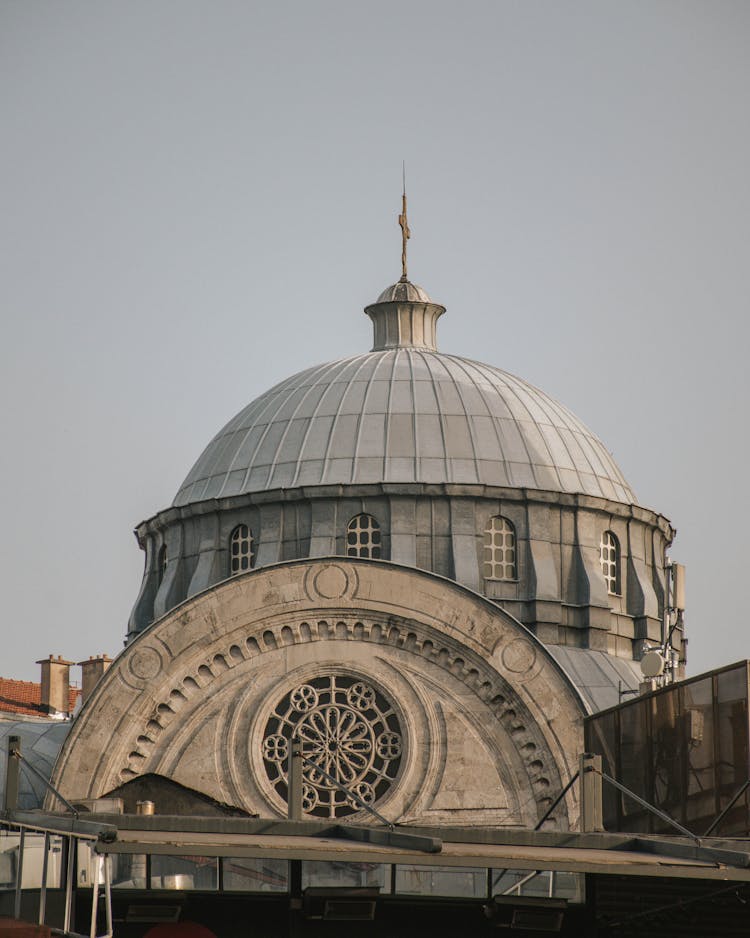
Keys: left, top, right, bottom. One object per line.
{"left": 651, "top": 688, "right": 684, "bottom": 828}
{"left": 0, "top": 830, "right": 19, "bottom": 888}
{"left": 716, "top": 666, "right": 749, "bottom": 833}
{"left": 77, "top": 841, "right": 95, "bottom": 888}
{"left": 76, "top": 840, "right": 118, "bottom": 889}
{"left": 585, "top": 663, "right": 750, "bottom": 836}
{"left": 586, "top": 709, "right": 618, "bottom": 830}
{"left": 150, "top": 855, "right": 218, "bottom": 890}
{"left": 682, "top": 676, "right": 716, "bottom": 832}
{"left": 548, "top": 871, "right": 583, "bottom": 902}
{"left": 302, "top": 861, "right": 388, "bottom": 891}
{"left": 619, "top": 698, "right": 650, "bottom": 831}
{"left": 2, "top": 832, "right": 63, "bottom": 889}
{"left": 45, "top": 835, "right": 64, "bottom": 889}
{"left": 107, "top": 852, "right": 148, "bottom": 889}
{"left": 491, "top": 869, "right": 583, "bottom": 902}
{"left": 395, "top": 864, "right": 486, "bottom": 898}
{"left": 223, "top": 857, "right": 288, "bottom": 892}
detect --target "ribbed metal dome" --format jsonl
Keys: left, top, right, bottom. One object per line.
{"left": 174, "top": 348, "right": 635, "bottom": 507}
{"left": 375, "top": 280, "right": 433, "bottom": 303}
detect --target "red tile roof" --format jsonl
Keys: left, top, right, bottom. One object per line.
{"left": 0, "top": 678, "right": 80, "bottom": 717}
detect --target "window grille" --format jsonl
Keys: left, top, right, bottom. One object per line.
{"left": 230, "top": 524, "right": 255, "bottom": 574}
{"left": 346, "top": 514, "right": 382, "bottom": 559}
{"left": 262, "top": 674, "right": 402, "bottom": 819}
{"left": 483, "top": 516, "right": 517, "bottom": 580}
{"left": 600, "top": 530, "right": 621, "bottom": 594}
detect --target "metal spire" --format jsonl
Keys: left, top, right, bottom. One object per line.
{"left": 398, "top": 162, "right": 410, "bottom": 282}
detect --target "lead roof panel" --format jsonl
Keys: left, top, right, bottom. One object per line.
{"left": 173, "top": 349, "right": 636, "bottom": 506}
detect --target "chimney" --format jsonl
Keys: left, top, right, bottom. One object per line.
{"left": 77, "top": 655, "right": 113, "bottom": 705}
{"left": 36, "top": 655, "right": 74, "bottom": 715}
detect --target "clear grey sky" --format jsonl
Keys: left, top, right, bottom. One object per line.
{"left": 1, "top": 1, "right": 748, "bottom": 682}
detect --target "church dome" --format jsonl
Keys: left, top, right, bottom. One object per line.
{"left": 173, "top": 345, "right": 635, "bottom": 508}
{"left": 131, "top": 271, "right": 669, "bottom": 673}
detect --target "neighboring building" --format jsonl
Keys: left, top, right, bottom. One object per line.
{"left": 44, "top": 268, "right": 683, "bottom": 831}
{"left": 0, "top": 657, "right": 106, "bottom": 810}
{"left": 0, "top": 677, "right": 79, "bottom": 719}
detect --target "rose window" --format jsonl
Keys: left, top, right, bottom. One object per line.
{"left": 262, "top": 675, "right": 403, "bottom": 819}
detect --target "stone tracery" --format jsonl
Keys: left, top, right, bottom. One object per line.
{"left": 262, "top": 674, "right": 403, "bottom": 819}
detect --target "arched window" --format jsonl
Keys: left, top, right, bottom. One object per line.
{"left": 483, "top": 516, "right": 517, "bottom": 580}
{"left": 157, "top": 544, "right": 167, "bottom": 584}
{"left": 346, "top": 514, "right": 381, "bottom": 559}
{"left": 230, "top": 524, "right": 255, "bottom": 574}
{"left": 600, "top": 530, "right": 621, "bottom": 595}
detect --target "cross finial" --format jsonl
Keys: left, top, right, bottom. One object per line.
{"left": 398, "top": 162, "right": 410, "bottom": 282}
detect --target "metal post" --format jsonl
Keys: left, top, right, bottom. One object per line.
{"left": 4, "top": 735, "right": 20, "bottom": 813}
{"left": 579, "top": 753, "right": 603, "bottom": 833}
{"left": 661, "top": 546, "right": 672, "bottom": 650}
{"left": 14, "top": 827, "right": 25, "bottom": 920}
{"left": 90, "top": 853, "right": 101, "bottom": 938}
{"left": 103, "top": 854, "right": 113, "bottom": 937}
{"left": 288, "top": 858, "right": 303, "bottom": 938}
{"left": 287, "top": 739, "right": 302, "bottom": 821}
{"left": 63, "top": 835, "right": 75, "bottom": 934}
{"left": 38, "top": 831, "right": 50, "bottom": 924}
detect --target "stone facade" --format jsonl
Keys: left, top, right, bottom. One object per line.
{"left": 54, "top": 560, "right": 584, "bottom": 828}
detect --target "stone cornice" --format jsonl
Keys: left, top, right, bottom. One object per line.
{"left": 134, "top": 483, "right": 674, "bottom": 545}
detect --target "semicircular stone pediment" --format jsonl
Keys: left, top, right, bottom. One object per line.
{"left": 51, "top": 560, "right": 585, "bottom": 829}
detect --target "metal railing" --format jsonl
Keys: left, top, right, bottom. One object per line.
{"left": 3, "top": 735, "right": 114, "bottom": 937}
{"left": 1, "top": 817, "right": 113, "bottom": 938}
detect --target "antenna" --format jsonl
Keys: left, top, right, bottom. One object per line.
{"left": 398, "top": 163, "right": 410, "bottom": 282}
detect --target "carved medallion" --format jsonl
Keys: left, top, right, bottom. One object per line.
{"left": 501, "top": 638, "right": 538, "bottom": 674}
{"left": 304, "top": 562, "right": 357, "bottom": 601}
{"left": 126, "top": 646, "right": 163, "bottom": 683}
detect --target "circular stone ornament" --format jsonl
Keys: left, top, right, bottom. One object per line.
{"left": 312, "top": 564, "right": 349, "bottom": 599}
{"left": 501, "top": 638, "right": 538, "bottom": 674}
{"left": 127, "top": 646, "right": 163, "bottom": 682}
{"left": 261, "top": 674, "right": 403, "bottom": 819}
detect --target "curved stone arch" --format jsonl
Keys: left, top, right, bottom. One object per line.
{"left": 112, "top": 615, "right": 564, "bottom": 812}
{"left": 52, "top": 559, "right": 585, "bottom": 826}
{"left": 117, "top": 626, "right": 558, "bottom": 823}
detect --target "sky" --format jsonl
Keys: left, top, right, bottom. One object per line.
{"left": 1, "top": 1, "right": 748, "bottom": 683}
